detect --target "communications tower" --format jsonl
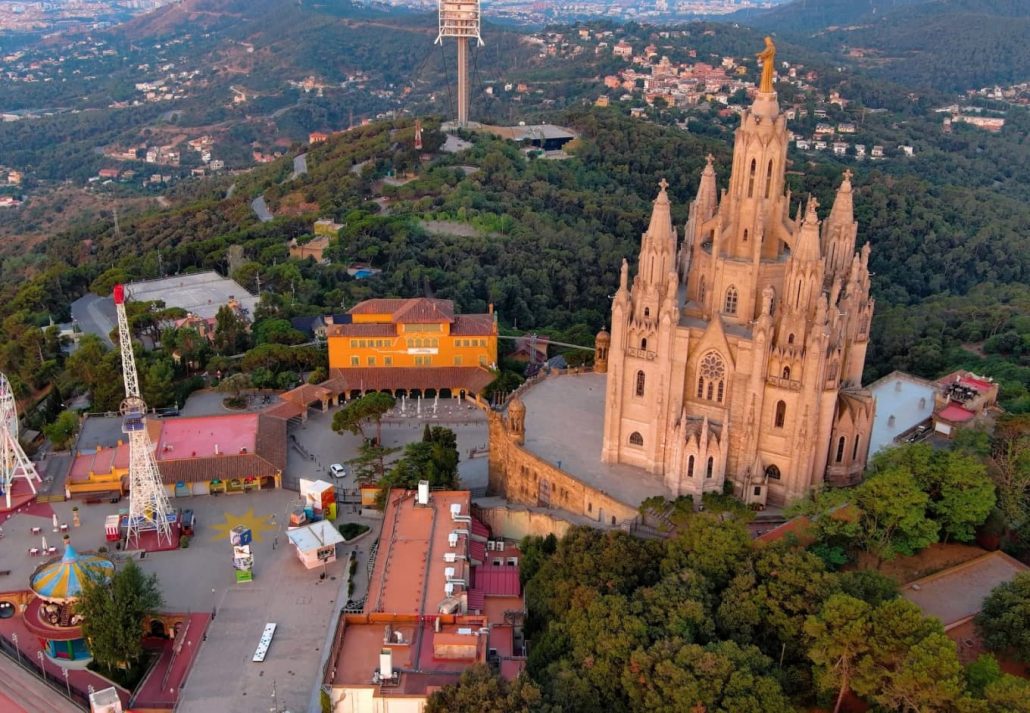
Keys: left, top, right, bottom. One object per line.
{"left": 435, "top": 0, "right": 483, "bottom": 127}
{"left": 113, "top": 284, "right": 173, "bottom": 547}
{"left": 0, "top": 373, "right": 41, "bottom": 508}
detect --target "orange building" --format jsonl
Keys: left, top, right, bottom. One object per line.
{"left": 326, "top": 298, "right": 497, "bottom": 398}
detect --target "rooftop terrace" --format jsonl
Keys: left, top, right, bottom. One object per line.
{"left": 154, "top": 413, "right": 259, "bottom": 461}
{"left": 519, "top": 372, "right": 669, "bottom": 506}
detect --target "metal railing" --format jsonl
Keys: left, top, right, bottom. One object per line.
{"left": 0, "top": 634, "right": 91, "bottom": 710}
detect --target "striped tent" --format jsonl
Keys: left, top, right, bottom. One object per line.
{"left": 30, "top": 545, "right": 114, "bottom": 603}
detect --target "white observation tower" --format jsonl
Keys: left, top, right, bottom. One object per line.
{"left": 436, "top": 0, "right": 483, "bottom": 127}
{"left": 113, "top": 284, "right": 173, "bottom": 547}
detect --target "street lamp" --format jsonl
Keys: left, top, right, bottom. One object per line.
{"left": 10, "top": 632, "right": 19, "bottom": 665}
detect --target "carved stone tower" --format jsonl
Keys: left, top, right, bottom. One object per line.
{"left": 601, "top": 42, "right": 875, "bottom": 505}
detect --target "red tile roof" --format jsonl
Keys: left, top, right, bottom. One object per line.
{"left": 327, "top": 366, "right": 495, "bottom": 394}
{"left": 392, "top": 298, "right": 454, "bottom": 324}
{"left": 472, "top": 567, "right": 521, "bottom": 598}
{"left": 347, "top": 298, "right": 409, "bottom": 315}
{"left": 959, "top": 376, "right": 994, "bottom": 392}
{"left": 325, "top": 323, "right": 397, "bottom": 337}
{"left": 451, "top": 314, "right": 495, "bottom": 336}
{"left": 938, "top": 403, "right": 976, "bottom": 423}
{"left": 348, "top": 297, "right": 455, "bottom": 324}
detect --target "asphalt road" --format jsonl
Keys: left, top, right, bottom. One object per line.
{"left": 290, "top": 153, "right": 308, "bottom": 180}
{"left": 69, "top": 293, "right": 116, "bottom": 346}
{"left": 251, "top": 196, "right": 272, "bottom": 223}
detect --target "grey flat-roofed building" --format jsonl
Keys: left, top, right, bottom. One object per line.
{"left": 125, "top": 271, "right": 258, "bottom": 321}
{"left": 868, "top": 370, "right": 936, "bottom": 457}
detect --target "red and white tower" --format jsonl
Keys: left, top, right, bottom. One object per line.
{"left": 0, "top": 373, "right": 41, "bottom": 508}
{"left": 436, "top": 0, "right": 483, "bottom": 127}
{"left": 113, "top": 284, "right": 173, "bottom": 547}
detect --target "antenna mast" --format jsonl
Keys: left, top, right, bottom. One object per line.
{"left": 113, "top": 284, "right": 173, "bottom": 547}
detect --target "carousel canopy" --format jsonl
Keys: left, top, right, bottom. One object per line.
{"left": 30, "top": 545, "right": 114, "bottom": 603}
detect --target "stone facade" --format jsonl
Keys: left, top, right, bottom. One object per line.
{"left": 487, "top": 407, "right": 642, "bottom": 526}
{"left": 601, "top": 87, "right": 875, "bottom": 506}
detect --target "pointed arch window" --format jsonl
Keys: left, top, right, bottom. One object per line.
{"left": 706, "top": 456, "right": 714, "bottom": 478}
{"left": 774, "top": 400, "right": 786, "bottom": 428}
{"left": 724, "top": 286, "right": 738, "bottom": 315}
{"left": 629, "top": 432, "right": 644, "bottom": 446}
{"left": 687, "top": 455, "right": 695, "bottom": 478}
{"left": 765, "top": 159, "right": 773, "bottom": 199}
{"left": 643, "top": 307, "right": 650, "bottom": 317}
{"left": 782, "top": 366, "right": 791, "bottom": 379}
{"left": 787, "top": 333, "right": 795, "bottom": 345}
{"left": 640, "top": 337, "right": 648, "bottom": 351}
{"left": 698, "top": 353, "right": 726, "bottom": 403}
{"left": 836, "top": 436, "right": 846, "bottom": 463}
{"left": 765, "top": 464, "right": 781, "bottom": 480}
{"left": 747, "top": 158, "right": 756, "bottom": 198}
{"left": 743, "top": 229, "right": 749, "bottom": 243}
{"left": 698, "top": 277, "right": 706, "bottom": 305}
{"left": 635, "top": 370, "right": 645, "bottom": 397}
{"left": 852, "top": 435, "right": 861, "bottom": 461}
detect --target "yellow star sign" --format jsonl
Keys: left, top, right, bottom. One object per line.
{"left": 208, "top": 507, "right": 277, "bottom": 543}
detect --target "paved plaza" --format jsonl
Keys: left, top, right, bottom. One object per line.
{"left": 286, "top": 398, "right": 489, "bottom": 495}
{"left": 519, "top": 372, "right": 669, "bottom": 506}
{"left": 0, "top": 390, "right": 489, "bottom": 713}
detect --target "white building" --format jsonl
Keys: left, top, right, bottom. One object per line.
{"left": 868, "top": 371, "right": 936, "bottom": 456}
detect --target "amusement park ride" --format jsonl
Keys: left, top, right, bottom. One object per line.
{"left": 0, "top": 372, "right": 42, "bottom": 509}
{"left": 113, "top": 284, "right": 175, "bottom": 548}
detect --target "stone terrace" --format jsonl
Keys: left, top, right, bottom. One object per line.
{"left": 519, "top": 372, "right": 669, "bottom": 507}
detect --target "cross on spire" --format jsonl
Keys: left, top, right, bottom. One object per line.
{"left": 842, "top": 168, "right": 853, "bottom": 182}
{"left": 705, "top": 153, "right": 715, "bottom": 166}
{"left": 658, "top": 177, "right": 669, "bottom": 191}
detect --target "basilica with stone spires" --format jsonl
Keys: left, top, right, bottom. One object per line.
{"left": 598, "top": 78, "right": 876, "bottom": 507}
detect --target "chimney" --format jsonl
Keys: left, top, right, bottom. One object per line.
{"left": 417, "top": 480, "right": 430, "bottom": 506}
{"left": 379, "top": 649, "right": 393, "bottom": 679}
{"left": 214, "top": 443, "right": 220, "bottom": 455}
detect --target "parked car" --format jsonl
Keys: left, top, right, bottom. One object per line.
{"left": 329, "top": 463, "right": 347, "bottom": 479}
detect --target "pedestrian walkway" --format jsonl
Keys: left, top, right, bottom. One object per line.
{"left": 0, "top": 614, "right": 130, "bottom": 709}
{"left": 0, "top": 655, "right": 84, "bottom": 713}
{"left": 131, "top": 613, "right": 211, "bottom": 708}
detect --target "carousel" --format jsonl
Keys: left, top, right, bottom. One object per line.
{"left": 25, "top": 543, "right": 114, "bottom": 666}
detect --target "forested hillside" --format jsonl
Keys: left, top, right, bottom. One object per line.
{"left": 735, "top": 0, "right": 1030, "bottom": 91}
{"left": 3, "top": 102, "right": 1026, "bottom": 417}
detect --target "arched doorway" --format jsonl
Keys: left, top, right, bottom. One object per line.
{"left": 150, "top": 619, "right": 166, "bottom": 637}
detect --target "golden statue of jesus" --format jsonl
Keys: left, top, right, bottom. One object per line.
{"left": 756, "top": 36, "right": 776, "bottom": 93}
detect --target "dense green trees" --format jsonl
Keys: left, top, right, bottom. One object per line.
{"left": 975, "top": 572, "right": 1030, "bottom": 663}
{"left": 433, "top": 498, "right": 1020, "bottom": 712}
{"left": 76, "top": 560, "right": 163, "bottom": 673}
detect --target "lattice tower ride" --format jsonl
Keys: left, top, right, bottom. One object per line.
{"left": 0, "top": 373, "right": 41, "bottom": 508}
{"left": 436, "top": 0, "right": 483, "bottom": 127}
{"left": 114, "top": 284, "right": 173, "bottom": 547}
